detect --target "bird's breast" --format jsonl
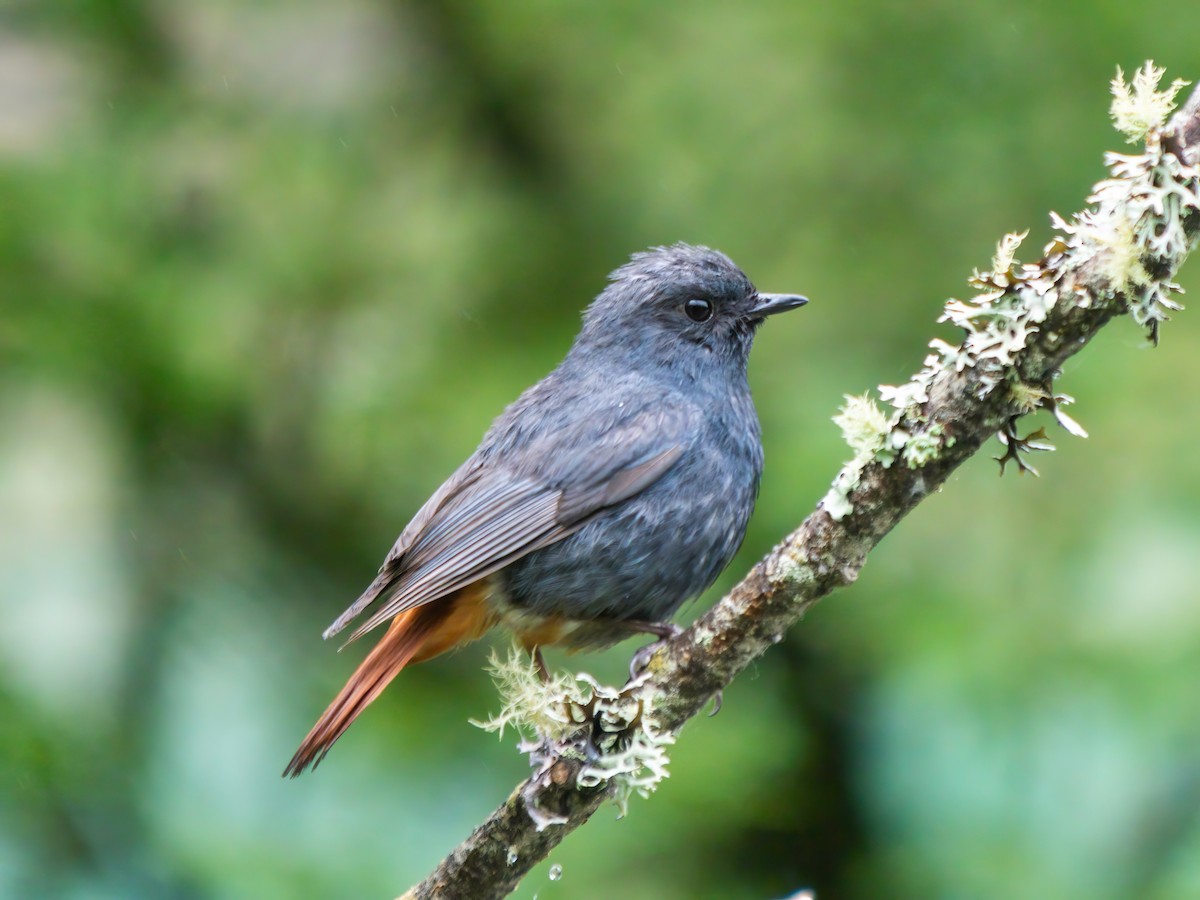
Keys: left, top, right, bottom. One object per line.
{"left": 499, "top": 408, "right": 763, "bottom": 628}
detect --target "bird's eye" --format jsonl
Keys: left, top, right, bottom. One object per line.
{"left": 684, "top": 298, "right": 714, "bottom": 323}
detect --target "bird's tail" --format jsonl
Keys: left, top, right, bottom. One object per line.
{"left": 284, "top": 604, "right": 446, "bottom": 777}
{"left": 283, "top": 582, "right": 494, "bottom": 777}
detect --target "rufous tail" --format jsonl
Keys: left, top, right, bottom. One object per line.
{"left": 283, "top": 604, "right": 447, "bottom": 777}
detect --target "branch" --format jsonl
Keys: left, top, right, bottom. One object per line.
{"left": 402, "top": 67, "right": 1200, "bottom": 900}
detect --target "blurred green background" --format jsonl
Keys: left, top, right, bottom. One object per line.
{"left": 3, "top": 1, "right": 1200, "bottom": 898}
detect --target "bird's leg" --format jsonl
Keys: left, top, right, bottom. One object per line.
{"left": 525, "top": 643, "right": 593, "bottom": 749}
{"left": 530, "top": 646, "right": 550, "bottom": 683}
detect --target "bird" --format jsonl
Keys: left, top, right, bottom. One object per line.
{"left": 284, "top": 243, "right": 807, "bottom": 776}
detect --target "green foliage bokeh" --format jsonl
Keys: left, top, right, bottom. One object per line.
{"left": 2, "top": 2, "right": 1200, "bottom": 898}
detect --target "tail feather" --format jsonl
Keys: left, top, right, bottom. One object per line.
{"left": 284, "top": 604, "right": 446, "bottom": 777}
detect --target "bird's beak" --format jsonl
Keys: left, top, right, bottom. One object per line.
{"left": 750, "top": 292, "right": 809, "bottom": 318}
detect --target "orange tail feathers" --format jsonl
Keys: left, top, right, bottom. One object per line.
{"left": 284, "top": 582, "right": 495, "bottom": 777}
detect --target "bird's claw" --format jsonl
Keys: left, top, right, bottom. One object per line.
{"left": 627, "top": 623, "right": 683, "bottom": 680}
{"left": 707, "top": 689, "right": 723, "bottom": 717}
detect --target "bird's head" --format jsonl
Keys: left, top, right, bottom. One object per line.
{"left": 576, "top": 243, "right": 807, "bottom": 374}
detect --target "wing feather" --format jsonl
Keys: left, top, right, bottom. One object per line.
{"left": 325, "top": 400, "right": 698, "bottom": 645}
{"left": 342, "top": 479, "right": 566, "bottom": 643}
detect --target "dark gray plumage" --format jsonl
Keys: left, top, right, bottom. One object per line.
{"left": 286, "top": 242, "right": 806, "bottom": 775}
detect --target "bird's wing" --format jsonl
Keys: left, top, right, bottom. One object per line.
{"left": 324, "top": 401, "right": 695, "bottom": 645}
{"left": 320, "top": 459, "right": 484, "bottom": 640}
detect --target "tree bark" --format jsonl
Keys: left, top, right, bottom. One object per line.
{"left": 401, "top": 72, "right": 1200, "bottom": 900}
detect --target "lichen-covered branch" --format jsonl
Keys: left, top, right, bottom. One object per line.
{"left": 402, "top": 65, "right": 1200, "bottom": 900}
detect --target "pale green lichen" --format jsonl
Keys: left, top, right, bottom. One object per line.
{"left": 901, "top": 423, "right": 953, "bottom": 469}
{"left": 1058, "top": 61, "right": 1200, "bottom": 333}
{"left": 833, "top": 393, "right": 890, "bottom": 462}
{"left": 994, "top": 423, "right": 1056, "bottom": 476}
{"left": 470, "top": 646, "right": 581, "bottom": 741}
{"left": 1008, "top": 381, "right": 1049, "bottom": 415}
{"left": 827, "top": 384, "right": 954, "bottom": 518}
{"left": 1046, "top": 392, "right": 1089, "bottom": 438}
{"left": 932, "top": 228, "right": 1061, "bottom": 396}
{"left": 992, "top": 228, "right": 1030, "bottom": 273}
{"left": 1111, "top": 62, "right": 1190, "bottom": 143}
{"left": 474, "top": 645, "right": 674, "bottom": 821}
{"left": 843, "top": 62, "right": 1199, "bottom": 483}
{"left": 573, "top": 675, "right": 675, "bottom": 817}
{"left": 766, "top": 544, "right": 815, "bottom": 589}
{"left": 820, "top": 462, "right": 861, "bottom": 521}
{"left": 1051, "top": 207, "right": 1149, "bottom": 294}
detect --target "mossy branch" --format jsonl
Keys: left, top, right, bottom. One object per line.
{"left": 402, "top": 66, "right": 1200, "bottom": 900}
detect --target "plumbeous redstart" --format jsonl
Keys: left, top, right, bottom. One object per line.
{"left": 285, "top": 243, "right": 806, "bottom": 776}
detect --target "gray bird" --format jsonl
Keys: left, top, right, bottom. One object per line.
{"left": 285, "top": 243, "right": 806, "bottom": 776}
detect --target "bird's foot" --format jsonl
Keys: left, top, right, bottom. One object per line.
{"left": 707, "top": 689, "right": 723, "bottom": 716}
{"left": 626, "top": 621, "right": 683, "bottom": 681}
